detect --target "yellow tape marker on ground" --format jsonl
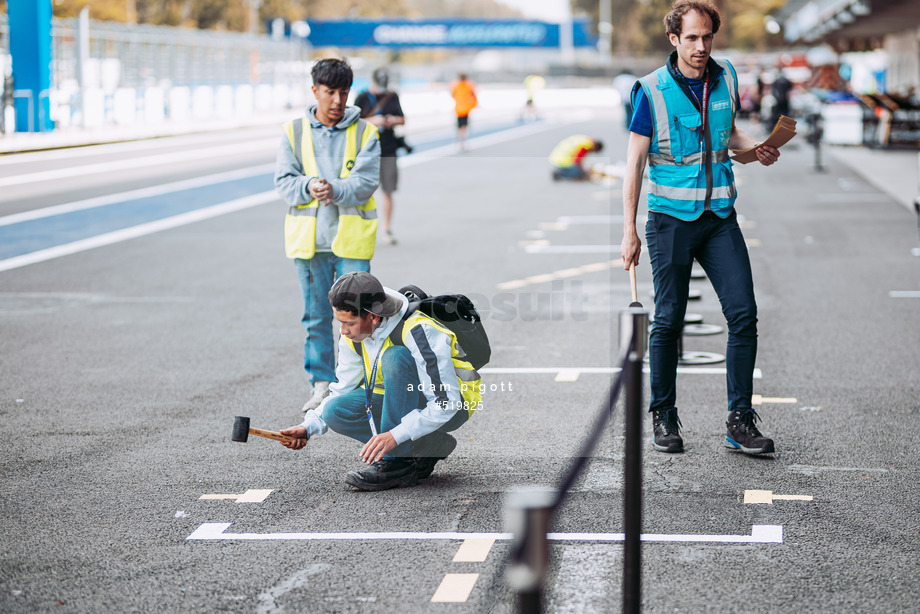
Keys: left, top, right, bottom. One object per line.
{"left": 453, "top": 539, "right": 495, "bottom": 563}
{"left": 431, "top": 573, "right": 480, "bottom": 603}
{"left": 744, "top": 490, "right": 813, "bottom": 504}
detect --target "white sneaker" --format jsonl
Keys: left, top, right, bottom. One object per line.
{"left": 302, "top": 381, "right": 330, "bottom": 413}
{"left": 383, "top": 230, "right": 398, "bottom": 246}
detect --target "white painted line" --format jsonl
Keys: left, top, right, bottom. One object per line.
{"left": 911, "top": 247, "right": 920, "bottom": 257}
{"left": 0, "top": 139, "right": 277, "bottom": 188}
{"left": 200, "top": 490, "right": 273, "bottom": 502}
{"left": 752, "top": 395, "right": 797, "bottom": 405}
{"left": 744, "top": 490, "right": 813, "bottom": 504}
{"left": 525, "top": 245, "right": 618, "bottom": 254}
{"left": 0, "top": 191, "right": 277, "bottom": 273}
{"left": 0, "top": 164, "right": 274, "bottom": 227}
{"left": 399, "top": 120, "right": 563, "bottom": 166}
{"left": 453, "top": 539, "right": 495, "bottom": 563}
{"left": 431, "top": 573, "right": 480, "bottom": 603}
{"left": 889, "top": 291, "right": 920, "bottom": 298}
{"left": 480, "top": 367, "right": 763, "bottom": 378}
{"left": 497, "top": 259, "right": 621, "bottom": 290}
{"left": 555, "top": 369, "right": 581, "bottom": 382}
{"left": 187, "top": 523, "right": 783, "bottom": 544}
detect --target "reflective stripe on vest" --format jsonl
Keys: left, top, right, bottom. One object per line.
{"left": 638, "top": 59, "right": 738, "bottom": 219}
{"left": 282, "top": 118, "right": 378, "bottom": 260}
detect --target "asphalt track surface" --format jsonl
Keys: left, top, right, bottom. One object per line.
{"left": 1, "top": 107, "right": 919, "bottom": 613}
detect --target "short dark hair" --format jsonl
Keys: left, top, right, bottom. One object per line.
{"left": 312, "top": 58, "right": 353, "bottom": 90}
{"left": 664, "top": 0, "right": 721, "bottom": 37}
{"left": 593, "top": 140, "right": 604, "bottom": 153}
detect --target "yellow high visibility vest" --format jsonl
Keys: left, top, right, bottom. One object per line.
{"left": 549, "top": 134, "right": 595, "bottom": 168}
{"left": 281, "top": 118, "right": 379, "bottom": 260}
{"left": 350, "top": 312, "right": 482, "bottom": 417}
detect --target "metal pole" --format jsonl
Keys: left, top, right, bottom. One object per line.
{"left": 622, "top": 308, "right": 647, "bottom": 614}
{"left": 505, "top": 487, "right": 556, "bottom": 614}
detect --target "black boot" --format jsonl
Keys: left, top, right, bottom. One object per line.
{"left": 652, "top": 407, "right": 683, "bottom": 453}
{"left": 344, "top": 459, "right": 419, "bottom": 491}
{"left": 725, "top": 409, "right": 775, "bottom": 455}
{"left": 414, "top": 431, "right": 457, "bottom": 479}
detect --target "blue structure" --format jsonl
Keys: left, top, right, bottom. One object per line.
{"left": 304, "top": 19, "right": 596, "bottom": 49}
{"left": 8, "top": 0, "right": 55, "bottom": 132}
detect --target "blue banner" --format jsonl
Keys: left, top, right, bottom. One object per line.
{"left": 305, "top": 19, "right": 596, "bottom": 48}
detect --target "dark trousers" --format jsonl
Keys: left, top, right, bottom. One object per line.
{"left": 645, "top": 210, "right": 758, "bottom": 414}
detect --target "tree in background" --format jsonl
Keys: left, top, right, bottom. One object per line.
{"left": 5, "top": 0, "right": 522, "bottom": 31}
{"left": 580, "top": 0, "right": 787, "bottom": 53}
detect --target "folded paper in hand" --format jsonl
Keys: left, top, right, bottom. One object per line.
{"left": 730, "top": 115, "right": 796, "bottom": 164}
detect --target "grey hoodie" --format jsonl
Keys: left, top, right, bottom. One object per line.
{"left": 273, "top": 105, "right": 381, "bottom": 253}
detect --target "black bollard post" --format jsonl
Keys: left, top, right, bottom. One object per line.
{"left": 505, "top": 487, "right": 556, "bottom": 614}
{"left": 622, "top": 308, "right": 648, "bottom": 614}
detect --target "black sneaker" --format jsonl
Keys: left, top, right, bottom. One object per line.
{"left": 725, "top": 409, "right": 775, "bottom": 455}
{"left": 414, "top": 432, "right": 457, "bottom": 479}
{"left": 344, "top": 459, "right": 419, "bottom": 491}
{"left": 652, "top": 407, "right": 684, "bottom": 453}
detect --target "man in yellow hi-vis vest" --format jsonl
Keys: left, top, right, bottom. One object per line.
{"left": 278, "top": 272, "right": 479, "bottom": 491}
{"left": 274, "top": 58, "right": 381, "bottom": 415}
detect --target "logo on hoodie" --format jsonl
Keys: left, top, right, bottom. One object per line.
{"left": 346, "top": 159, "right": 355, "bottom": 171}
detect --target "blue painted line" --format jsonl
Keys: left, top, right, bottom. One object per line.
{"left": 0, "top": 174, "right": 273, "bottom": 260}
{"left": 0, "top": 119, "right": 538, "bottom": 262}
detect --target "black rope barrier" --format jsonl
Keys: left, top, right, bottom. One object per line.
{"left": 504, "top": 309, "right": 648, "bottom": 613}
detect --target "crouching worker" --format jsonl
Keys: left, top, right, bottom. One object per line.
{"left": 279, "top": 271, "right": 480, "bottom": 491}
{"left": 550, "top": 135, "right": 604, "bottom": 181}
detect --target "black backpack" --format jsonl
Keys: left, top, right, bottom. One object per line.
{"left": 389, "top": 285, "right": 491, "bottom": 370}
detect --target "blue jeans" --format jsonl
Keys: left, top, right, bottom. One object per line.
{"left": 645, "top": 210, "right": 758, "bottom": 414}
{"left": 295, "top": 253, "right": 369, "bottom": 385}
{"left": 320, "top": 346, "right": 468, "bottom": 459}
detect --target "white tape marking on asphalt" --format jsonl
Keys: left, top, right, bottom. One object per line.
{"left": 186, "top": 523, "right": 783, "bottom": 544}
{"left": 752, "top": 395, "right": 797, "bottom": 405}
{"left": 744, "top": 490, "right": 813, "bottom": 504}
{"left": 889, "top": 291, "right": 920, "bottom": 298}
{"left": 0, "top": 165, "right": 274, "bottom": 228}
{"left": 525, "top": 244, "right": 619, "bottom": 254}
{"left": 453, "top": 539, "right": 495, "bottom": 563}
{"left": 0, "top": 139, "right": 278, "bottom": 188}
{"left": 481, "top": 367, "right": 763, "bottom": 379}
{"left": 431, "top": 573, "right": 480, "bottom": 603}
{"left": 555, "top": 369, "right": 581, "bottom": 382}
{"left": 497, "top": 259, "right": 621, "bottom": 290}
{"left": 200, "top": 489, "right": 274, "bottom": 503}
{"left": 0, "top": 191, "right": 278, "bottom": 273}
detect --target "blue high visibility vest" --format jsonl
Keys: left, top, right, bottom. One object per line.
{"left": 637, "top": 59, "right": 739, "bottom": 220}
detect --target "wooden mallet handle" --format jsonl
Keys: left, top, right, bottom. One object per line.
{"left": 249, "top": 427, "right": 297, "bottom": 443}
{"left": 629, "top": 263, "right": 639, "bottom": 303}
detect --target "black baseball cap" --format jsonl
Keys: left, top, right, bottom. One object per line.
{"left": 328, "top": 272, "right": 401, "bottom": 317}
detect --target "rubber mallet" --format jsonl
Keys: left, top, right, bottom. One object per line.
{"left": 231, "top": 416, "right": 300, "bottom": 444}
{"left": 629, "top": 263, "right": 643, "bottom": 308}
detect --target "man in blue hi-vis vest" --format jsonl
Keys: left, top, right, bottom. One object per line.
{"left": 621, "top": 0, "right": 780, "bottom": 456}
